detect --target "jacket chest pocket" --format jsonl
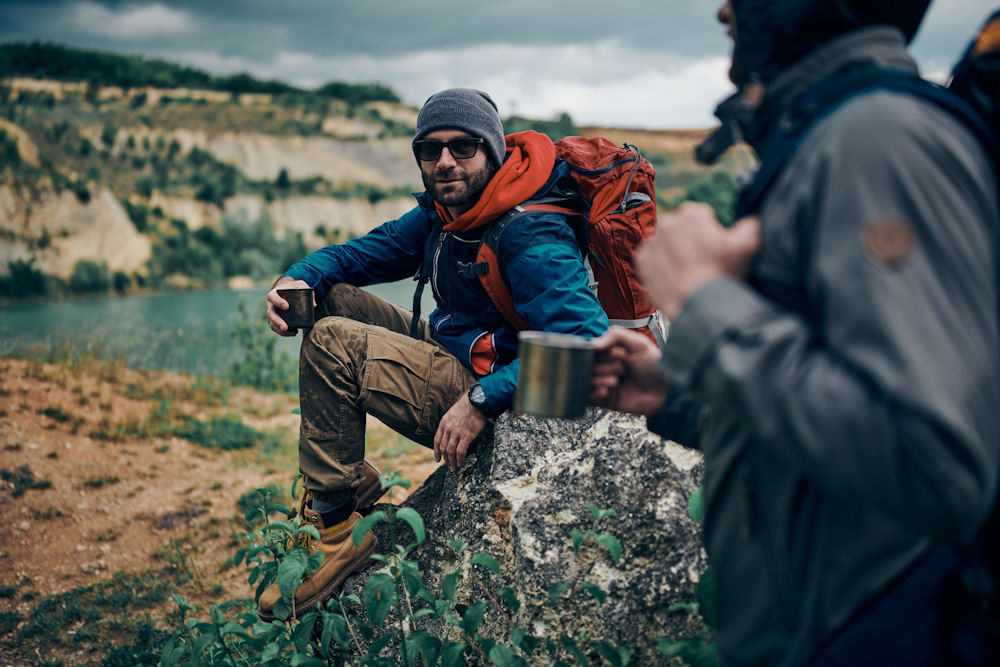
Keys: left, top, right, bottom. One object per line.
{"left": 437, "top": 234, "right": 488, "bottom": 306}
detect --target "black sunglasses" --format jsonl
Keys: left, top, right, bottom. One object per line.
{"left": 412, "top": 137, "right": 484, "bottom": 161}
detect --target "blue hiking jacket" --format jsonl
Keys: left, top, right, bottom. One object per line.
{"left": 283, "top": 170, "right": 609, "bottom": 415}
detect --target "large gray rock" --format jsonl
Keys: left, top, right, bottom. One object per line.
{"left": 341, "top": 408, "right": 706, "bottom": 663}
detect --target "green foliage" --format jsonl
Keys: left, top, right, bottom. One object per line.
{"left": 0, "top": 42, "right": 404, "bottom": 107}
{"left": 0, "top": 129, "right": 21, "bottom": 169}
{"left": 315, "top": 81, "right": 401, "bottom": 105}
{"left": 0, "top": 610, "right": 20, "bottom": 636}
{"left": 148, "top": 209, "right": 305, "bottom": 287}
{"left": 328, "top": 181, "right": 410, "bottom": 204}
{"left": 69, "top": 259, "right": 111, "bottom": 294}
{"left": 112, "top": 270, "right": 132, "bottom": 293}
{"left": 0, "top": 258, "right": 50, "bottom": 299}
{"left": 671, "top": 171, "right": 737, "bottom": 226}
{"left": 135, "top": 174, "right": 154, "bottom": 197}
{"left": 225, "top": 301, "right": 298, "bottom": 393}
{"left": 99, "top": 621, "right": 171, "bottom": 667}
{"left": 0, "top": 465, "right": 52, "bottom": 497}
{"left": 71, "top": 177, "right": 92, "bottom": 203}
{"left": 503, "top": 112, "right": 578, "bottom": 141}
{"left": 689, "top": 486, "right": 705, "bottom": 523}
{"left": 101, "top": 122, "right": 117, "bottom": 147}
{"left": 160, "top": 472, "right": 712, "bottom": 666}
{"left": 275, "top": 167, "right": 290, "bottom": 190}
{"left": 174, "top": 415, "right": 271, "bottom": 451}
{"left": 9, "top": 570, "right": 186, "bottom": 659}
{"left": 84, "top": 474, "right": 121, "bottom": 488}
{"left": 121, "top": 198, "right": 150, "bottom": 232}
{"left": 237, "top": 484, "right": 288, "bottom": 526}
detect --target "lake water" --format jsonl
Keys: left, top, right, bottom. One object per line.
{"left": 0, "top": 280, "right": 432, "bottom": 377}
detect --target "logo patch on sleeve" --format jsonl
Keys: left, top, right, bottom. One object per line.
{"left": 862, "top": 219, "right": 915, "bottom": 268}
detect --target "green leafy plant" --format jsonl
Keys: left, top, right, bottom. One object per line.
{"left": 157, "top": 470, "right": 708, "bottom": 666}
{"left": 225, "top": 302, "right": 298, "bottom": 394}
{"left": 1, "top": 465, "right": 52, "bottom": 497}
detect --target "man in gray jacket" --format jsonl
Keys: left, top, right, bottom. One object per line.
{"left": 591, "top": 1, "right": 1000, "bottom": 665}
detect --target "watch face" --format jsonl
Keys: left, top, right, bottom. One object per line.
{"left": 470, "top": 385, "right": 486, "bottom": 406}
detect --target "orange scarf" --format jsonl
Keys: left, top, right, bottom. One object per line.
{"left": 435, "top": 131, "right": 556, "bottom": 233}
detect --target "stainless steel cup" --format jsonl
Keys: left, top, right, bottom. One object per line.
{"left": 514, "top": 331, "right": 594, "bottom": 419}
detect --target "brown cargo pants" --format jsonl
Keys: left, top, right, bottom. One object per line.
{"left": 297, "top": 283, "right": 476, "bottom": 496}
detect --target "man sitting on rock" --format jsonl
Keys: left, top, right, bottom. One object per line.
{"left": 260, "top": 88, "right": 608, "bottom": 619}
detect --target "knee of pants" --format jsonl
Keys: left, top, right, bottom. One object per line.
{"left": 301, "top": 316, "right": 367, "bottom": 370}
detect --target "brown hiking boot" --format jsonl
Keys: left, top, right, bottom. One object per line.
{"left": 257, "top": 506, "right": 377, "bottom": 621}
{"left": 356, "top": 459, "right": 386, "bottom": 514}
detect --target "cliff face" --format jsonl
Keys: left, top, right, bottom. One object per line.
{"left": 339, "top": 409, "right": 706, "bottom": 663}
{"left": 0, "top": 75, "right": 729, "bottom": 287}
{"left": 0, "top": 183, "right": 151, "bottom": 278}
{"left": 0, "top": 78, "right": 425, "bottom": 283}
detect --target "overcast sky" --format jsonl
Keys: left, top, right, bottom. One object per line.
{"left": 0, "top": 0, "right": 994, "bottom": 129}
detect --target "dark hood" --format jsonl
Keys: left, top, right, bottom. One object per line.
{"left": 729, "top": 0, "right": 932, "bottom": 85}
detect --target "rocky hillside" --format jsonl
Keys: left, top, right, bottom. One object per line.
{"left": 0, "top": 44, "right": 742, "bottom": 298}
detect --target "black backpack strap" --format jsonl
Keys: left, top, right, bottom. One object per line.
{"left": 408, "top": 260, "right": 427, "bottom": 339}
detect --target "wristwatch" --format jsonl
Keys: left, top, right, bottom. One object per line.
{"left": 468, "top": 383, "right": 495, "bottom": 419}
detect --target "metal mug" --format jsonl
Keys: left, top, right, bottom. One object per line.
{"left": 277, "top": 287, "right": 315, "bottom": 329}
{"left": 514, "top": 331, "right": 594, "bottom": 419}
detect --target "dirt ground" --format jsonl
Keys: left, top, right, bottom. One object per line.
{"left": 0, "top": 356, "right": 440, "bottom": 664}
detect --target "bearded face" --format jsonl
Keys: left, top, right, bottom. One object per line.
{"left": 417, "top": 129, "right": 497, "bottom": 215}
{"left": 421, "top": 157, "right": 496, "bottom": 212}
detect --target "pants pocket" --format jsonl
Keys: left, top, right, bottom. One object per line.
{"left": 359, "top": 332, "right": 435, "bottom": 439}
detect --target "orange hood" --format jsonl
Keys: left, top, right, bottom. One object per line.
{"left": 436, "top": 131, "right": 556, "bottom": 233}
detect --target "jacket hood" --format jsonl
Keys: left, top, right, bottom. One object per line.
{"left": 729, "top": 0, "right": 932, "bottom": 85}
{"left": 436, "top": 130, "right": 556, "bottom": 233}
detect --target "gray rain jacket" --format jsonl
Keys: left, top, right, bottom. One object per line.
{"left": 649, "top": 26, "right": 1000, "bottom": 666}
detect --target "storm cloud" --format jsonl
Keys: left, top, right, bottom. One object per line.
{"left": 0, "top": 0, "right": 990, "bottom": 128}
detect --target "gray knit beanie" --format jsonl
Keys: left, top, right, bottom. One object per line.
{"left": 413, "top": 88, "right": 506, "bottom": 167}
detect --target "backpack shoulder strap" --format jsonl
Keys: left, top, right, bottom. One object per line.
{"left": 475, "top": 202, "right": 580, "bottom": 331}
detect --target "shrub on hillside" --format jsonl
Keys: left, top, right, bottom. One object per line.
{"left": 121, "top": 199, "right": 150, "bottom": 232}
{"left": 225, "top": 302, "right": 297, "bottom": 393}
{"left": 69, "top": 260, "right": 111, "bottom": 294}
{"left": 503, "top": 112, "right": 578, "bottom": 141}
{"left": 101, "top": 123, "right": 116, "bottom": 147}
{"left": 315, "top": 81, "right": 400, "bottom": 105}
{"left": 146, "top": 210, "right": 306, "bottom": 288}
{"left": 112, "top": 271, "right": 132, "bottom": 293}
{"left": 71, "top": 179, "right": 91, "bottom": 204}
{"left": 0, "top": 129, "right": 20, "bottom": 169}
{"left": 0, "top": 259, "right": 49, "bottom": 299}
{"left": 671, "top": 171, "right": 737, "bottom": 226}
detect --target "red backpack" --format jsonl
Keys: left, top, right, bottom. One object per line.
{"left": 476, "top": 136, "right": 664, "bottom": 344}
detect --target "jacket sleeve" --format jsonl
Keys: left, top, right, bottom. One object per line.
{"left": 647, "top": 383, "right": 703, "bottom": 448}
{"left": 477, "top": 213, "right": 610, "bottom": 411}
{"left": 283, "top": 205, "right": 429, "bottom": 298}
{"left": 662, "top": 94, "right": 1000, "bottom": 539}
